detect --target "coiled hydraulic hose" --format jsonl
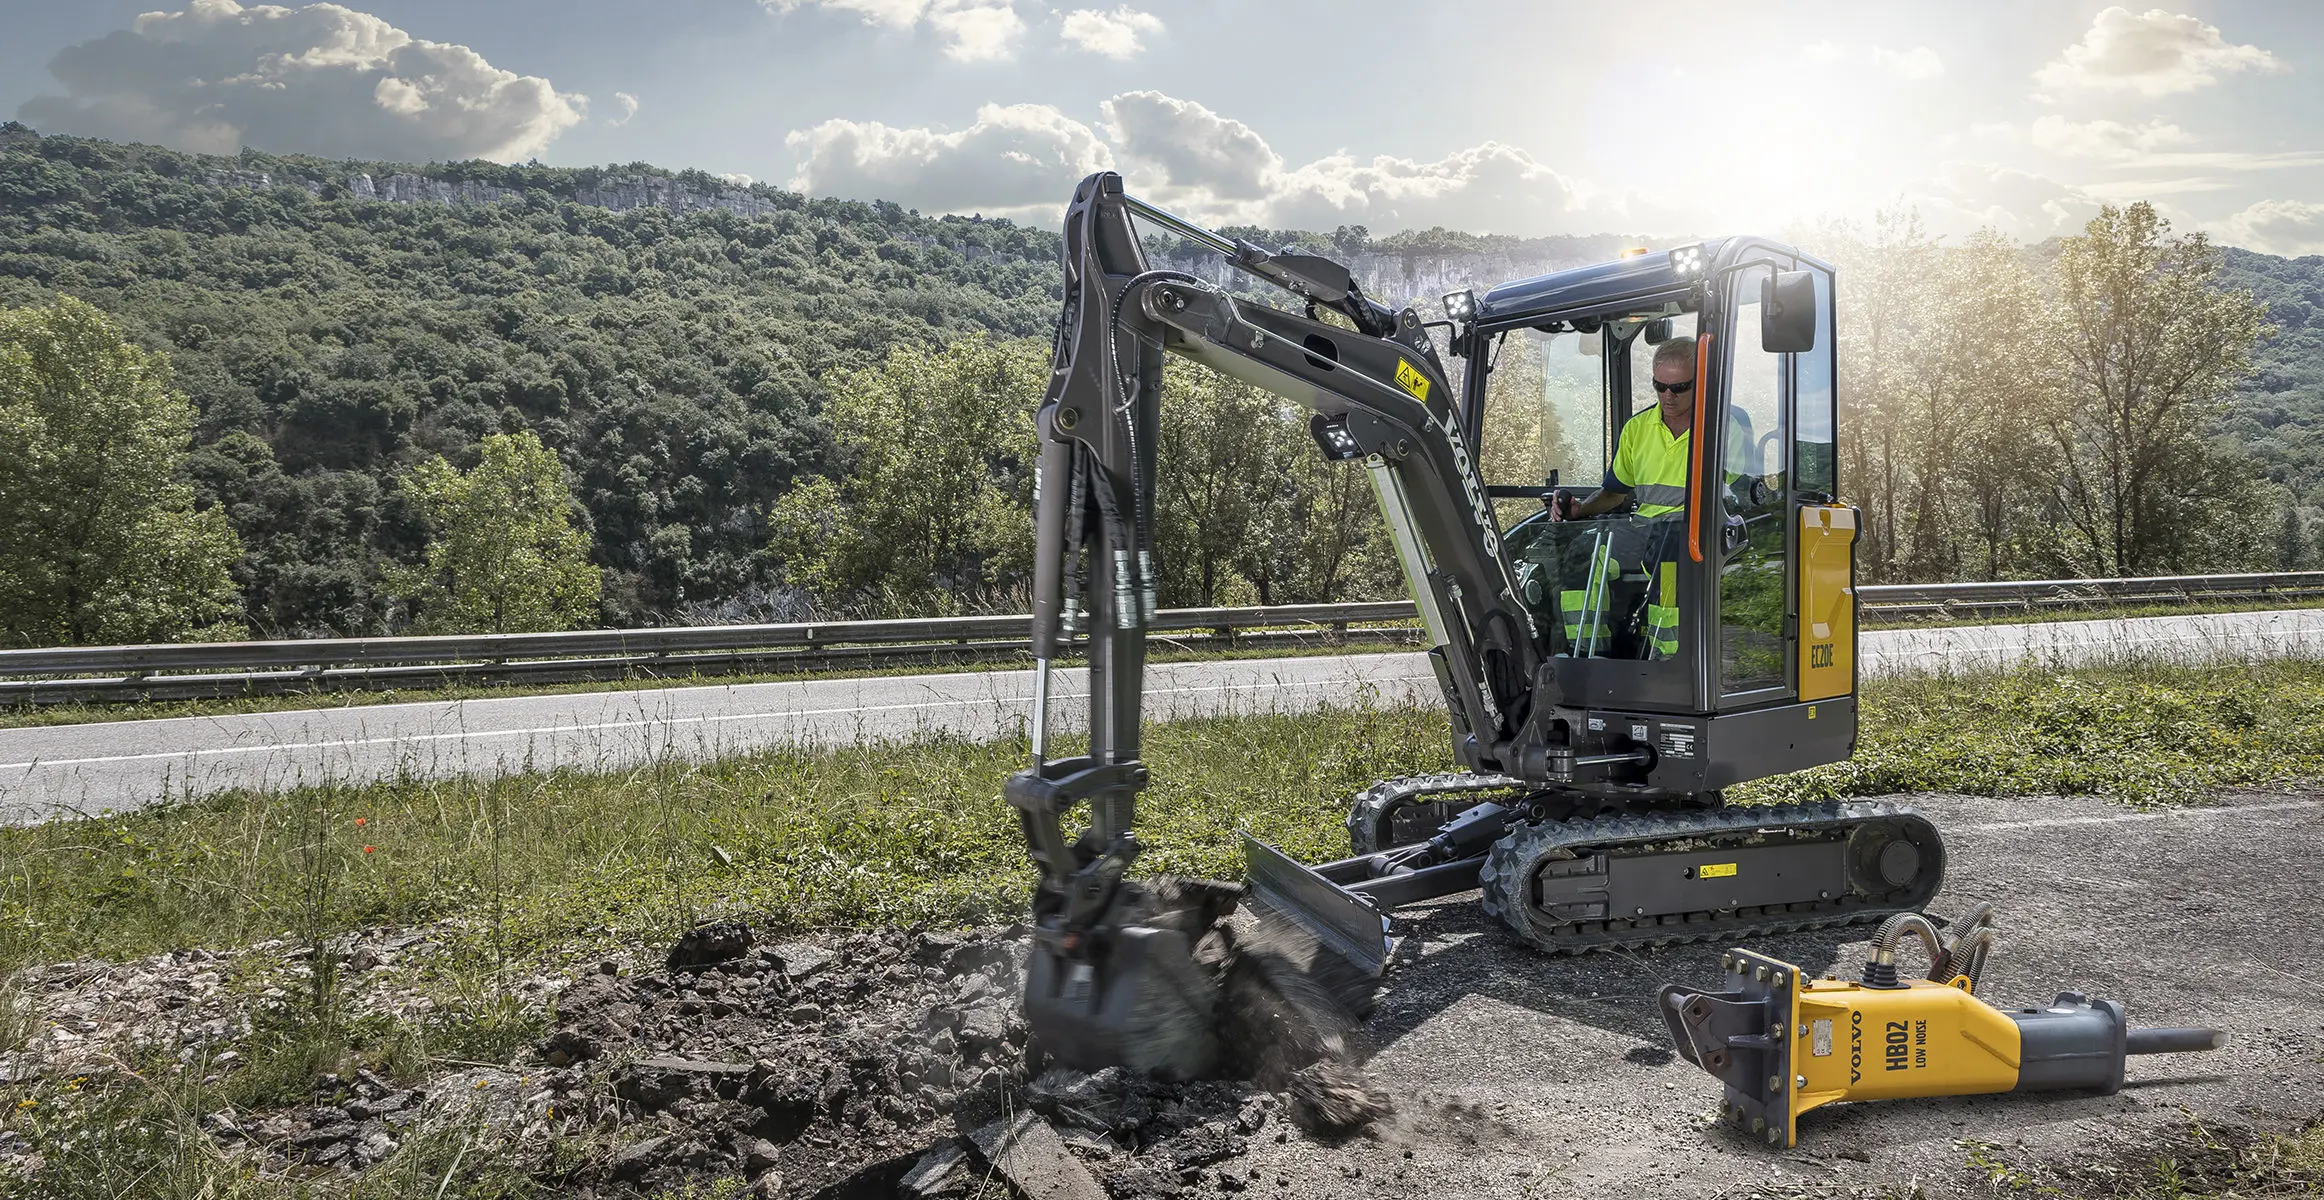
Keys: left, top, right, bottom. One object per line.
{"left": 1861, "top": 911, "right": 1946, "bottom": 987}
{"left": 1946, "top": 926, "right": 1996, "bottom": 992}
{"left": 1929, "top": 902, "right": 1997, "bottom": 983}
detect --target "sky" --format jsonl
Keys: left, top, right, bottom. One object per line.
{"left": 2, "top": 0, "right": 2320, "bottom": 254}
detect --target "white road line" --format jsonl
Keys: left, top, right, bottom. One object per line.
{"left": 1957, "top": 799, "right": 2320, "bottom": 833}
{"left": 0, "top": 673, "right": 1395, "bottom": 770}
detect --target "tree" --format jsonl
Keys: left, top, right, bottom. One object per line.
{"left": 1813, "top": 209, "right": 1940, "bottom": 581}
{"left": 1155, "top": 370, "right": 1281, "bottom": 607}
{"left": 2049, "top": 203, "right": 2272, "bottom": 575}
{"left": 0, "top": 297, "right": 243, "bottom": 647}
{"left": 2279, "top": 502, "right": 2311, "bottom": 571}
{"left": 1891, "top": 230, "right": 2066, "bottom": 580}
{"left": 766, "top": 336, "right": 1043, "bottom": 617}
{"left": 390, "top": 431, "right": 601, "bottom": 633}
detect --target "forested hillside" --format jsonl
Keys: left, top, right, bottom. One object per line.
{"left": 1, "top": 123, "right": 2312, "bottom": 641}
{"left": 0, "top": 124, "right": 1064, "bottom": 634}
{"left": 2216, "top": 247, "right": 2324, "bottom": 509}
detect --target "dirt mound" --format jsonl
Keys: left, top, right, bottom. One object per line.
{"left": 544, "top": 917, "right": 1392, "bottom": 1197}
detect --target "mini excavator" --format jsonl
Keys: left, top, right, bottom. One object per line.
{"left": 1006, "top": 171, "right": 1946, "bottom": 1076}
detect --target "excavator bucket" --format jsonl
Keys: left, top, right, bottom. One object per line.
{"left": 1021, "top": 871, "right": 1382, "bottom": 1085}
{"left": 1020, "top": 879, "right": 1233, "bottom": 1079}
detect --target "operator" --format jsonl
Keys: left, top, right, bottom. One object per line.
{"left": 1547, "top": 335, "right": 1703, "bottom": 658}
{"left": 1558, "top": 335, "right": 1699, "bottom": 523}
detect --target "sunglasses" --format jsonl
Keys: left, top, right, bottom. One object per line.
{"left": 1653, "top": 379, "right": 1695, "bottom": 395}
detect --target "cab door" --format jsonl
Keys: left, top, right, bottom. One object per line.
{"left": 1710, "top": 256, "right": 1796, "bottom": 707}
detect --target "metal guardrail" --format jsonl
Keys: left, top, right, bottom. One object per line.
{"left": 1857, "top": 572, "right": 2324, "bottom": 618}
{"left": 3, "top": 574, "right": 2320, "bottom": 705}
{"left": 0, "top": 603, "right": 1420, "bottom": 704}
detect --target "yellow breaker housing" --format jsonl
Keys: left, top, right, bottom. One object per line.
{"left": 1659, "top": 931, "right": 2227, "bottom": 1147}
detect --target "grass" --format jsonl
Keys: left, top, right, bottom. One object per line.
{"left": 4, "top": 594, "right": 2315, "bottom": 732}
{"left": 1744, "top": 657, "right": 2324, "bottom": 807}
{"left": 1, "top": 657, "right": 2319, "bottom": 1197}
{"left": 4, "top": 658, "right": 2322, "bottom": 976}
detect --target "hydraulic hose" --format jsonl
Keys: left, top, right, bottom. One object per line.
{"left": 1946, "top": 926, "right": 1996, "bottom": 992}
{"left": 1860, "top": 911, "right": 1946, "bottom": 988}
{"left": 1928, "top": 903, "right": 1997, "bottom": 984}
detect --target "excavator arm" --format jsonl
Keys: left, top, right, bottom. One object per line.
{"left": 1006, "top": 171, "right": 1541, "bottom": 1073}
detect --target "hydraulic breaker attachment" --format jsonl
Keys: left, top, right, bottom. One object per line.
{"left": 1660, "top": 910, "right": 2226, "bottom": 1147}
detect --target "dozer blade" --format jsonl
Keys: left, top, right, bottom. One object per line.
{"left": 1238, "top": 832, "right": 1391, "bottom": 1014}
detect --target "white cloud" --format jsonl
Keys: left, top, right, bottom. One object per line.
{"left": 760, "top": 0, "right": 1027, "bottom": 61}
{"left": 785, "top": 91, "right": 1689, "bottom": 235}
{"left": 758, "top": 0, "right": 929, "bottom": 28}
{"left": 1059, "top": 7, "right": 1157, "bottom": 58}
{"left": 1101, "top": 91, "right": 1278, "bottom": 201}
{"left": 2216, "top": 199, "right": 2324, "bottom": 256}
{"left": 719, "top": 172, "right": 754, "bottom": 186}
{"left": 609, "top": 91, "right": 639, "bottom": 127}
{"left": 1871, "top": 45, "right": 1944, "bottom": 80}
{"left": 2034, "top": 7, "right": 2285, "bottom": 96}
{"left": 1903, "top": 162, "right": 2107, "bottom": 241}
{"left": 1060, "top": 7, "right": 1163, "bottom": 58}
{"left": 928, "top": 2, "right": 1024, "bottom": 61}
{"left": 784, "top": 101, "right": 1113, "bottom": 218}
{"left": 1270, "top": 143, "right": 1606, "bottom": 236}
{"left": 2027, "top": 115, "right": 2191, "bottom": 158}
{"left": 18, "top": 0, "right": 584, "bottom": 161}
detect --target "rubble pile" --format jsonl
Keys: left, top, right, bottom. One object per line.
{"left": 547, "top": 919, "right": 1388, "bottom": 1198}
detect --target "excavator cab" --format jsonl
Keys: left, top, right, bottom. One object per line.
{"left": 1466, "top": 244, "right": 1852, "bottom": 713}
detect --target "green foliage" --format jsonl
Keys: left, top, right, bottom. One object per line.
{"left": 767, "top": 335, "right": 1045, "bottom": 616}
{"left": 1155, "top": 367, "right": 1398, "bottom": 607}
{"left": 390, "top": 431, "right": 600, "bottom": 633}
{"left": 1814, "top": 205, "right": 2275, "bottom": 583}
{"left": 0, "top": 296, "right": 243, "bottom": 647}
{"left": 763, "top": 334, "right": 1403, "bottom": 617}
{"left": 2215, "top": 246, "right": 2324, "bottom": 510}
{"left": 0, "top": 129, "right": 1061, "bottom": 634}
{"left": 4, "top": 124, "right": 2311, "bottom": 636}
{"left": 2050, "top": 203, "right": 2272, "bottom": 575}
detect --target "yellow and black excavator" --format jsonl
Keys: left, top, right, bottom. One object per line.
{"left": 1005, "top": 171, "right": 1945, "bottom": 1076}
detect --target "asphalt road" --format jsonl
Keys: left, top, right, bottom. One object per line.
{"left": 4, "top": 608, "right": 2320, "bottom": 824}
{"left": 1261, "top": 789, "right": 2324, "bottom": 1199}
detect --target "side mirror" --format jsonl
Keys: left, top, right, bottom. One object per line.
{"left": 1642, "top": 318, "right": 1671, "bottom": 345}
{"left": 1761, "top": 271, "right": 1816, "bottom": 354}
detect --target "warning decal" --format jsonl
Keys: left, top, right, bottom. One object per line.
{"left": 1394, "top": 358, "right": 1431, "bottom": 401}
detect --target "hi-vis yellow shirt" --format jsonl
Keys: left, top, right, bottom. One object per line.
{"left": 1609, "top": 408, "right": 1693, "bottom": 518}
{"left": 1608, "top": 408, "right": 1754, "bottom": 518}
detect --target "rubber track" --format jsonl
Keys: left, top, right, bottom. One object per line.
{"left": 1344, "top": 773, "right": 1528, "bottom": 857}
{"left": 1477, "top": 800, "right": 1939, "bottom": 955}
